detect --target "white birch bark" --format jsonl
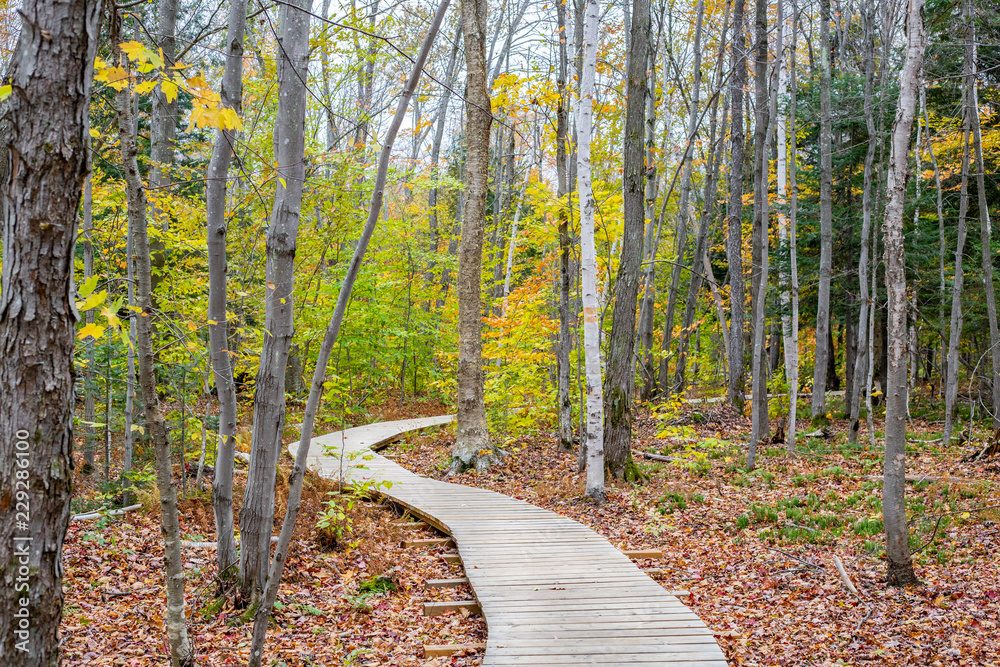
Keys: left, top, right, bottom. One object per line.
{"left": 578, "top": 0, "right": 604, "bottom": 502}
{"left": 882, "top": 0, "right": 924, "bottom": 587}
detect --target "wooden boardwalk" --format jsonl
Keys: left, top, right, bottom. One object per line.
{"left": 289, "top": 416, "right": 728, "bottom": 666}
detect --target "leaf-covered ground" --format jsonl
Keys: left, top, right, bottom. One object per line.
{"left": 62, "top": 415, "right": 486, "bottom": 666}
{"left": 388, "top": 398, "right": 1000, "bottom": 667}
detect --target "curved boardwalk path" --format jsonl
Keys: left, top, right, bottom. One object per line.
{"left": 290, "top": 416, "right": 728, "bottom": 666}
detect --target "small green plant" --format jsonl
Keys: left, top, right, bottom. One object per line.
{"left": 736, "top": 514, "right": 750, "bottom": 530}
{"left": 315, "top": 450, "right": 393, "bottom": 551}
{"left": 853, "top": 516, "right": 883, "bottom": 537}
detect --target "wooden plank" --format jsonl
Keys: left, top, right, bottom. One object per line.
{"left": 401, "top": 537, "right": 453, "bottom": 548}
{"left": 623, "top": 549, "right": 664, "bottom": 559}
{"left": 423, "top": 643, "right": 486, "bottom": 658}
{"left": 441, "top": 553, "right": 461, "bottom": 564}
{"left": 423, "top": 600, "right": 481, "bottom": 616}
{"left": 424, "top": 577, "right": 469, "bottom": 588}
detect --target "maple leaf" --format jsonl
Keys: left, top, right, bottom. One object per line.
{"left": 77, "top": 323, "right": 105, "bottom": 340}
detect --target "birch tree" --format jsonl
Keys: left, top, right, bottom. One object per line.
{"left": 882, "top": 0, "right": 924, "bottom": 587}
{"left": 578, "top": 0, "right": 604, "bottom": 502}
{"left": 0, "top": 0, "right": 99, "bottom": 663}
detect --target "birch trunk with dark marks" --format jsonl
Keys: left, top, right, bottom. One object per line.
{"left": 849, "top": 4, "right": 877, "bottom": 445}
{"left": 748, "top": 0, "right": 771, "bottom": 460}
{"left": 882, "top": 0, "right": 923, "bottom": 587}
{"left": 247, "top": 4, "right": 450, "bottom": 663}
{"left": 943, "top": 12, "right": 973, "bottom": 447}
{"left": 240, "top": 0, "right": 311, "bottom": 599}
{"left": 726, "top": 0, "right": 746, "bottom": 412}
{"left": 451, "top": 0, "right": 497, "bottom": 473}
{"left": 603, "top": 0, "right": 649, "bottom": 481}
{"left": 0, "top": 0, "right": 99, "bottom": 662}
{"left": 205, "top": 0, "right": 246, "bottom": 583}
{"left": 556, "top": 0, "right": 574, "bottom": 452}
{"left": 578, "top": 0, "right": 604, "bottom": 501}
{"left": 115, "top": 44, "right": 193, "bottom": 664}
{"left": 811, "top": 0, "right": 834, "bottom": 422}
{"left": 969, "top": 41, "right": 1000, "bottom": 427}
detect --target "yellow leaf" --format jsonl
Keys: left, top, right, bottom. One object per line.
{"left": 186, "top": 321, "right": 197, "bottom": 331}
{"left": 278, "top": 177, "right": 286, "bottom": 189}
{"left": 77, "top": 323, "right": 105, "bottom": 340}
{"left": 75, "top": 289, "right": 106, "bottom": 312}
{"left": 160, "top": 79, "right": 178, "bottom": 103}
{"left": 134, "top": 80, "right": 157, "bottom": 95}
{"left": 961, "top": 512, "right": 971, "bottom": 519}
{"left": 207, "top": 319, "right": 218, "bottom": 325}
{"left": 0, "top": 85, "right": 11, "bottom": 101}
{"left": 78, "top": 275, "right": 101, "bottom": 298}
{"left": 220, "top": 107, "right": 243, "bottom": 130}
{"left": 89, "top": 128, "right": 100, "bottom": 138}
{"left": 120, "top": 41, "right": 148, "bottom": 63}
{"left": 267, "top": 281, "right": 276, "bottom": 290}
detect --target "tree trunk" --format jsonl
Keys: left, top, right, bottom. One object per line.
{"left": 427, "top": 26, "right": 461, "bottom": 282}
{"left": 555, "top": 0, "right": 574, "bottom": 453}
{"left": 240, "top": 0, "right": 311, "bottom": 599}
{"left": 849, "top": 4, "right": 877, "bottom": 444}
{"left": 115, "top": 41, "right": 193, "bottom": 663}
{"left": 748, "top": 0, "right": 772, "bottom": 460}
{"left": 811, "top": 0, "right": 834, "bottom": 422}
{"left": 786, "top": 1, "right": 801, "bottom": 450}
{"left": 882, "top": 0, "right": 924, "bottom": 588}
{"left": 661, "top": 0, "right": 704, "bottom": 398}
{"left": 0, "top": 1, "right": 98, "bottom": 663}
{"left": 246, "top": 4, "right": 450, "bottom": 662}
{"left": 603, "top": 0, "right": 649, "bottom": 481}
{"left": 206, "top": 0, "right": 246, "bottom": 584}
{"left": 451, "top": 0, "right": 496, "bottom": 473}
{"left": 83, "top": 167, "right": 97, "bottom": 474}
{"left": 726, "top": 0, "right": 747, "bottom": 412}
{"left": 675, "top": 1, "right": 730, "bottom": 397}
{"left": 578, "top": 0, "right": 604, "bottom": 501}
{"left": 969, "top": 46, "right": 1000, "bottom": 427}
{"left": 943, "top": 14, "right": 973, "bottom": 446}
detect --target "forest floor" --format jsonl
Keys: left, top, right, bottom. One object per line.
{"left": 386, "top": 395, "right": 1000, "bottom": 667}
{"left": 61, "top": 397, "right": 484, "bottom": 666}
{"left": 61, "top": 393, "right": 1000, "bottom": 666}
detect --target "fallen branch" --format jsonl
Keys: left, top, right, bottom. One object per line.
{"left": 639, "top": 451, "right": 680, "bottom": 463}
{"left": 70, "top": 503, "right": 142, "bottom": 522}
{"left": 181, "top": 536, "right": 278, "bottom": 549}
{"left": 832, "top": 555, "right": 859, "bottom": 596}
{"left": 765, "top": 547, "right": 827, "bottom": 572}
